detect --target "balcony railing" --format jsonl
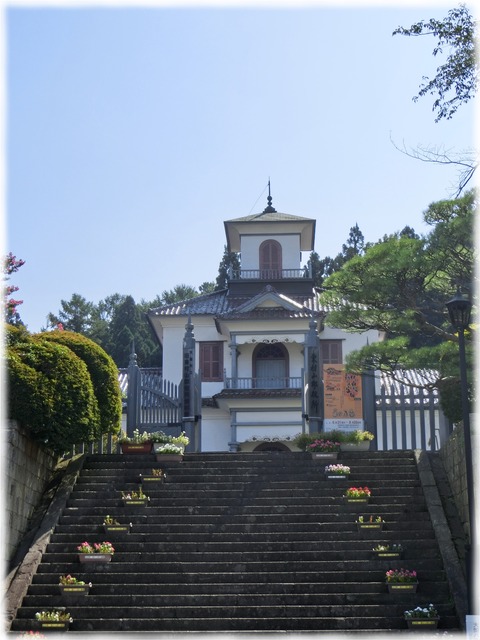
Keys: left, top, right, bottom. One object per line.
{"left": 225, "top": 377, "right": 303, "bottom": 390}
{"left": 229, "top": 268, "right": 310, "bottom": 280}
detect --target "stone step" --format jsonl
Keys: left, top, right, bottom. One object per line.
{"left": 11, "top": 615, "right": 459, "bottom": 633}
{"left": 10, "top": 450, "right": 460, "bottom": 633}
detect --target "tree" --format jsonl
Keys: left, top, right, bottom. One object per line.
{"left": 310, "top": 224, "right": 366, "bottom": 288}
{"left": 215, "top": 245, "right": 241, "bottom": 290}
{"left": 319, "top": 190, "right": 475, "bottom": 421}
{"left": 41, "top": 330, "right": 122, "bottom": 434}
{"left": 7, "top": 326, "right": 101, "bottom": 453}
{"left": 107, "top": 295, "right": 159, "bottom": 367}
{"left": 4, "top": 252, "right": 25, "bottom": 325}
{"left": 160, "top": 285, "right": 199, "bottom": 305}
{"left": 393, "top": 4, "right": 478, "bottom": 122}
{"left": 47, "top": 293, "right": 95, "bottom": 334}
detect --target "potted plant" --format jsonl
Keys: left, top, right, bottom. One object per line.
{"left": 121, "top": 488, "right": 149, "bottom": 507}
{"left": 140, "top": 468, "right": 165, "bottom": 483}
{"left": 324, "top": 464, "right": 350, "bottom": 479}
{"left": 372, "top": 543, "right": 404, "bottom": 559}
{"left": 385, "top": 568, "right": 418, "bottom": 593}
{"left": 155, "top": 442, "right": 184, "bottom": 462}
{"left": 356, "top": 515, "right": 384, "bottom": 532}
{"left": 308, "top": 438, "right": 341, "bottom": 460}
{"left": 58, "top": 574, "right": 92, "bottom": 598}
{"left": 340, "top": 430, "right": 374, "bottom": 452}
{"left": 103, "top": 515, "right": 132, "bottom": 534}
{"left": 77, "top": 541, "right": 115, "bottom": 563}
{"left": 343, "top": 486, "right": 371, "bottom": 506}
{"left": 404, "top": 604, "right": 439, "bottom": 629}
{"left": 119, "top": 429, "right": 153, "bottom": 454}
{"left": 151, "top": 431, "right": 189, "bottom": 455}
{"left": 35, "top": 609, "right": 73, "bottom": 631}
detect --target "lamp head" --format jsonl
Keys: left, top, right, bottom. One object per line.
{"left": 446, "top": 290, "right": 472, "bottom": 330}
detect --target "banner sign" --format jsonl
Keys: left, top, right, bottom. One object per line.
{"left": 323, "top": 365, "right": 363, "bottom": 432}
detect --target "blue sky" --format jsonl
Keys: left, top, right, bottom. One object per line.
{"left": 5, "top": 1, "right": 476, "bottom": 332}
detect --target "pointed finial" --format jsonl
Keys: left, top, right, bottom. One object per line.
{"left": 263, "top": 179, "right": 277, "bottom": 213}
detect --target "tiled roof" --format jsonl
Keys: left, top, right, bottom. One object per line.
{"left": 148, "top": 288, "right": 323, "bottom": 319}
{"left": 226, "top": 211, "right": 314, "bottom": 223}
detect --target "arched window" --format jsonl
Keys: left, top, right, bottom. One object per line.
{"left": 259, "top": 240, "right": 282, "bottom": 279}
{"left": 253, "top": 343, "right": 288, "bottom": 388}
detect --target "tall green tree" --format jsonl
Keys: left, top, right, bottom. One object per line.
{"left": 216, "top": 245, "right": 241, "bottom": 290}
{"left": 393, "top": 4, "right": 477, "bottom": 122}
{"left": 320, "top": 190, "right": 475, "bottom": 421}
{"left": 47, "top": 293, "right": 95, "bottom": 334}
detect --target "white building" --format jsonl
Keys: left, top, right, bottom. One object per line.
{"left": 147, "top": 192, "right": 379, "bottom": 452}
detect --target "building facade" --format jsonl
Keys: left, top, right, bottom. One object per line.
{"left": 147, "top": 194, "right": 379, "bottom": 452}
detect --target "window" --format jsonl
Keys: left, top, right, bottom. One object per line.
{"left": 259, "top": 240, "right": 282, "bottom": 278}
{"left": 321, "top": 340, "right": 343, "bottom": 364}
{"left": 253, "top": 343, "right": 288, "bottom": 388}
{"left": 200, "top": 342, "right": 223, "bottom": 381}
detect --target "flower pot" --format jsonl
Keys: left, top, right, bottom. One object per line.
{"left": 312, "top": 452, "right": 339, "bottom": 461}
{"left": 373, "top": 550, "right": 403, "bottom": 559}
{"left": 103, "top": 524, "right": 131, "bottom": 535}
{"left": 120, "top": 442, "right": 153, "bottom": 454}
{"left": 78, "top": 553, "right": 112, "bottom": 564}
{"left": 387, "top": 582, "right": 418, "bottom": 594}
{"left": 325, "top": 474, "right": 349, "bottom": 480}
{"left": 122, "top": 498, "right": 148, "bottom": 508}
{"left": 406, "top": 618, "right": 439, "bottom": 630}
{"left": 357, "top": 522, "right": 384, "bottom": 532}
{"left": 155, "top": 454, "right": 183, "bottom": 463}
{"left": 140, "top": 475, "right": 164, "bottom": 484}
{"left": 59, "top": 584, "right": 90, "bottom": 597}
{"left": 39, "top": 621, "right": 70, "bottom": 631}
{"left": 343, "top": 496, "right": 370, "bottom": 507}
{"left": 340, "top": 441, "right": 371, "bottom": 452}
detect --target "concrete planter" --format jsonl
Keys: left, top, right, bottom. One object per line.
{"left": 155, "top": 454, "right": 183, "bottom": 463}
{"left": 58, "top": 584, "right": 90, "bottom": 602}
{"left": 357, "top": 522, "right": 384, "bottom": 533}
{"left": 103, "top": 524, "right": 131, "bottom": 535}
{"left": 39, "top": 621, "right": 70, "bottom": 631}
{"left": 140, "top": 475, "right": 164, "bottom": 484}
{"left": 406, "top": 618, "right": 439, "bottom": 630}
{"left": 387, "top": 582, "right": 418, "bottom": 594}
{"left": 122, "top": 499, "right": 148, "bottom": 508}
{"left": 343, "top": 497, "right": 370, "bottom": 507}
{"left": 120, "top": 442, "right": 153, "bottom": 454}
{"left": 311, "top": 452, "right": 339, "bottom": 461}
{"left": 340, "top": 441, "right": 371, "bottom": 452}
{"left": 372, "top": 550, "right": 403, "bottom": 560}
{"left": 78, "top": 553, "right": 112, "bottom": 564}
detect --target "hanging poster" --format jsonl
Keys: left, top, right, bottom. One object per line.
{"left": 323, "top": 364, "right": 364, "bottom": 432}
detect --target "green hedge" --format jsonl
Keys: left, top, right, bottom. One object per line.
{"left": 40, "top": 330, "right": 121, "bottom": 435}
{"left": 7, "top": 327, "right": 100, "bottom": 454}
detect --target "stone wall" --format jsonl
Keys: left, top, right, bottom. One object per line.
{"left": 439, "top": 422, "right": 474, "bottom": 539}
{"left": 6, "top": 420, "right": 57, "bottom": 562}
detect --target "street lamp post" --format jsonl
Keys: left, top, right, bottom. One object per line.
{"left": 446, "top": 290, "right": 475, "bottom": 616}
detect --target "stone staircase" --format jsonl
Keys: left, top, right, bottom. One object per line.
{"left": 10, "top": 450, "right": 460, "bottom": 632}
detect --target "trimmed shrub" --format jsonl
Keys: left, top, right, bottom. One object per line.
{"left": 7, "top": 330, "right": 100, "bottom": 454}
{"left": 39, "top": 330, "right": 121, "bottom": 434}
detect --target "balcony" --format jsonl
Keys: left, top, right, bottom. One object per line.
{"left": 230, "top": 268, "right": 309, "bottom": 280}
{"left": 225, "top": 377, "right": 303, "bottom": 390}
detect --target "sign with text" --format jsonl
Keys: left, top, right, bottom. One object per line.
{"left": 323, "top": 365, "right": 363, "bottom": 431}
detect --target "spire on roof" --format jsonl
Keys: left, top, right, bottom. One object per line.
{"left": 263, "top": 179, "right": 277, "bottom": 213}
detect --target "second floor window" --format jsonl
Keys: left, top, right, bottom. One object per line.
{"left": 259, "top": 240, "right": 282, "bottom": 278}
{"left": 321, "top": 340, "right": 343, "bottom": 364}
{"left": 200, "top": 342, "right": 223, "bottom": 381}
